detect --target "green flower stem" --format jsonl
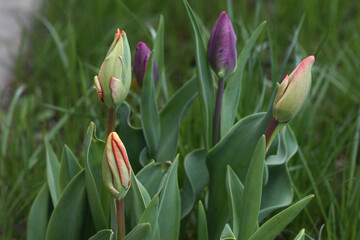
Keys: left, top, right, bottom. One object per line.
{"left": 264, "top": 118, "right": 284, "bottom": 153}
{"left": 110, "top": 199, "right": 118, "bottom": 240}
{"left": 106, "top": 108, "right": 126, "bottom": 240}
{"left": 213, "top": 77, "right": 225, "bottom": 146}
{"left": 117, "top": 199, "right": 125, "bottom": 240}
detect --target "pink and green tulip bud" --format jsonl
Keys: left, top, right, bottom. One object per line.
{"left": 102, "top": 132, "right": 131, "bottom": 199}
{"left": 273, "top": 56, "right": 315, "bottom": 122}
{"left": 133, "top": 42, "right": 158, "bottom": 87}
{"left": 207, "top": 11, "right": 237, "bottom": 78}
{"left": 94, "top": 29, "right": 131, "bottom": 109}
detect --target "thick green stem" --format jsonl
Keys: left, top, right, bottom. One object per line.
{"left": 213, "top": 77, "right": 225, "bottom": 146}
{"left": 117, "top": 199, "right": 125, "bottom": 240}
{"left": 107, "top": 108, "right": 116, "bottom": 135}
{"left": 264, "top": 118, "right": 284, "bottom": 153}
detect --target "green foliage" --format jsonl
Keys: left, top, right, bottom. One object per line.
{"left": 3, "top": 0, "right": 360, "bottom": 239}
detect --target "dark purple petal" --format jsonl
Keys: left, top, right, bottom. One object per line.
{"left": 134, "top": 42, "right": 151, "bottom": 87}
{"left": 207, "top": 11, "right": 237, "bottom": 77}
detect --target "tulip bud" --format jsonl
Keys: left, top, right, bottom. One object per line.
{"left": 103, "top": 132, "right": 131, "bottom": 199}
{"left": 273, "top": 56, "right": 315, "bottom": 122}
{"left": 133, "top": 42, "right": 159, "bottom": 87}
{"left": 207, "top": 11, "right": 237, "bottom": 78}
{"left": 94, "top": 29, "right": 132, "bottom": 109}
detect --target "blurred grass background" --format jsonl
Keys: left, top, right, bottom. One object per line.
{"left": 0, "top": 0, "right": 359, "bottom": 239}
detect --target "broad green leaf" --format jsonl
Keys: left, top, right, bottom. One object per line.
{"left": 137, "top": 160, "right": 170, "bottom": 197}
{"left": 84, "top": 122, "right": 108, "bottom": 230}
{"left": 88, "top": 229, "right": 114, "bottom": 240}
{"left": 141, "top": 54, "right": 160, "bottom": 158}
{"left": 184, "top": 0, "right": 214, "bottom": 150}
{"left": 158, "top": 156, "right": 180, "bottom": 240}
{"left": 45, "top": 170, "right": 87, "bottom": 240}
{"left": 137, "top": 195, "right": 160, "bottom": 240}
{"left": 26, "top": 184, "right": 49, "bottom": 240}
{"left": 206, "top": 111, "right": 272, "bottom": 239}
{"left": 260, "top": 127, "right": 298, "bottom": 221}
{"left": 157, "top": 76, "right": 198, "bottom": 162}
{"left": 249, "top": 195, "right": 314, "bottom": 240}
{"left": 45, "top": 140, "right": 60, "bottom": 206}
{"left": 238, "top": 136, "right": 266, "bottom": 240}
{"left": 154, "top": 15, "right": 165, "bottom": 97}
{"left": 116, "top": 102, "right": 146, "bottom": 172}
{"left": 221, "top": 21, "right": 266, "bottom": 137}
{"left": 225, "top": 166, "right": 244, "bottom": 237}
{"left": 181, "top": 149, "right": 208, "bottom": 218}
{"left": 197, "top": 201, "right": 208, "bottom": 240}
{"left": 220, "top": 224, "right": 236, "bottom": 240}
{"left": 59, "top": 145, "right": 82, "bottom": 193}
{"left": 123, "top": 223, "right": 151, "bottom": 240}
{"left": 294, "top": 229, "right": 305, "bottom": 240}
{"left": 124, "top": 171, "right": 151, "bottom": 230}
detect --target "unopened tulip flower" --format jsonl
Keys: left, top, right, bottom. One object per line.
{"left": 94, "top": 29, "right": 131, "bottom": 109}
{"left": 103, "top": 132, "right": 131, "bottom": 199}
{"left": 273, "top": 56, "right": 315, "bottom": 122}
{"left": 207, "top": 11, "right": 237, "bottom": 78}
{"left": 133, "top": 42, "right": 159, "bottom": 87}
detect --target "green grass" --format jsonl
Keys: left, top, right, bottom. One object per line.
{"left": 0, "top": 0, "right": 359, "bottom": 239}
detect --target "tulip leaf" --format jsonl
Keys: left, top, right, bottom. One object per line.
{"left": 154, "top": 14, "right": 165, "bottom": 97}
{"left": 225, "top": 166, "right": 244, "bottom": 237}
{"left": 136, "top": 160, "right": 170, "bottom": 197}
{"left": 260, "top": 127, "right": 298, "bottom": 221}
{"left": 197, "top": 201, "right": 208, "bottom": 240}
{"left": 157, "top": 76, "right": 198, "bottom": 162}
{"left": 26, "top": 183, "right": 49, "bottom": 240}
{"left": 84, "top": 122, "right": 108, "bottom": 230}
{"left": 45, "top": 140, "right": 60, "bottom": 207}
{"left": 158, "top": 156, "right": 180, "bottom": 240}
{"left": 123, "top": 223, "right": 151, "bottom": 240}
{"left": 221, "top": 21, "right": 266, "bottom": 138}
{"left": 137, "top": 195, "right": 160, "bottom": 240}
{"left": 141, "top": 54, "right": 161, "bottom": 158}
{"left": 249, "top": 195, "right": 314, "bottom": 240}
{"left": 117, "top": 102, "right": 146, "bottom": 172}
{"left": 59, "top": 145, "right": 82, "bottom": 194}
{"left": 45, "top": 170, "right": 86, "bottom": 240}
{"left": 181, "top": 148, "right": 209, "bottom": 218}
{"left": 124, "top": 171, "right": 151, "bottom": 230}
{"left": 88, "top": 230, "right": 114, "bottom": 240}
{"left": 220, "top": 224, "right": 236, "bottom": 240}
{"left": 238, "top": 136, "right": 266, "bottom": 240}
{"left": 294, "top": 229, "right": 306, "bottom": 240}
{"left": 184, "top": 0, "right": 214, "bottom": 151}
{"left": 206, "top": 110, "right": 272, "bottom": 239}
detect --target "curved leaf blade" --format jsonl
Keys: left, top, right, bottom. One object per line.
{"left": 45, "top": 170, "right": 86, "bottom": 240}
{"left": 249, "top": 195, "right": 314, "bottom": 240}
{"left": 221, "top": 21, "right": 266, "bottom": 137}
{"left": 59, "top": 145, "right": 82, "bottom": 193}
{"left": 123, "top": 223, "right": 151, "bottom": 240}
{"left": 197, "top": 201, "right": 208, "bottom": 240}
{"left": 158, "top": 76, "right": 198, "bottom": 162}
{"left": 158, "top": 156, "right": 180, "bottom": 240}
{"left": 89, "top": 229, "right": 114, "bottom": 240}
{"left": 26, "top": 184, "right": 49, "bottom": 240}
{"left": 220, "top": 224, "right": 236, "bottom": 240}
{"left": 45, "top": 140, "right": 60, "bottom": 207}
{"left": 238, "top": 136, "right": 266, "bottom": 240}
{"left": 183, "top": 0, "right": 214, "bottom": 150}
{"left": 84, "top": 122, "right": 108, "bottom": 230}
{"left": 225, "top": 166, "right": 244, "bottom": 237}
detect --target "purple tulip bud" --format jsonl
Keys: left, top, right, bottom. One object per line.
{"left": 207, "top": 11, "right": 237, "bottom": 78}
{"left": 133, "top": 42, "right": 159, "bottom": 87}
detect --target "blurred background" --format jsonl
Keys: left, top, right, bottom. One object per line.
{"left": 0, "top": 0, "right": 359, "bottom": 239}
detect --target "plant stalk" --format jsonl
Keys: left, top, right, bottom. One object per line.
{"left": 117, "top": 199, "right": 125, "bottom": 240}
{"left": 264, "top": 117, "right": 284, "bottom": 153}
{"left": 213, "top": 77, "right": 225, "bottom": 146}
